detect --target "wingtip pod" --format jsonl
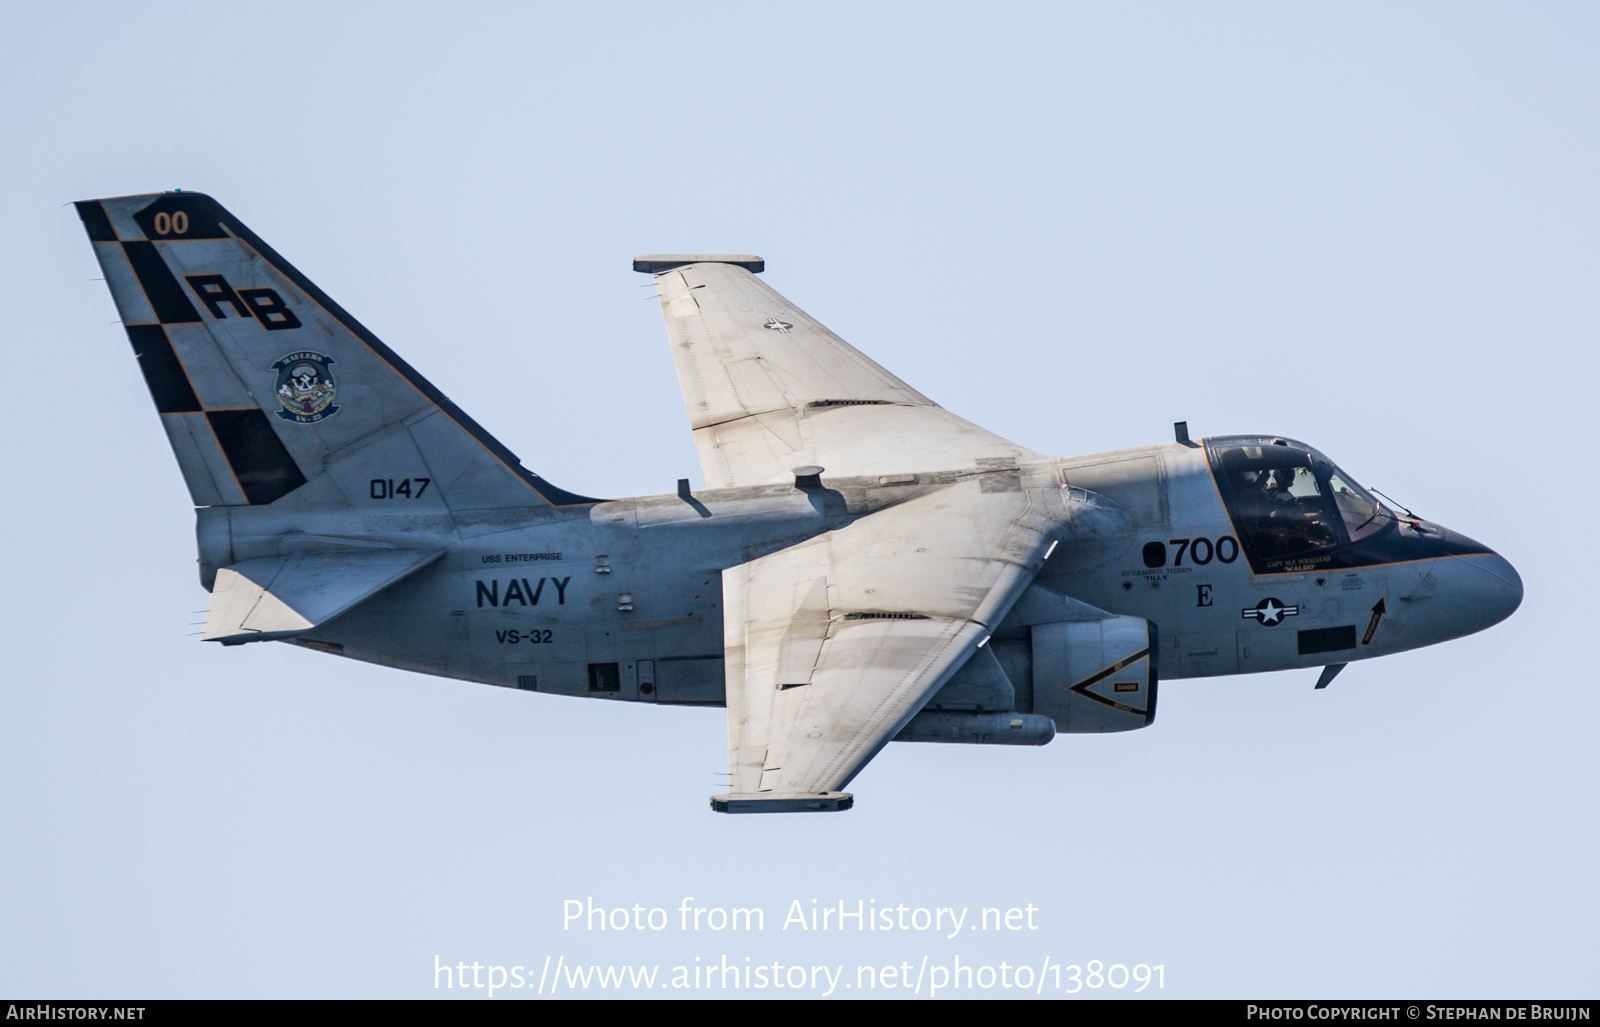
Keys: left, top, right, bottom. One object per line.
{"left": 710, "top": 791, "right": 853, "bottom": 814}
{"left": 634, "top": 254, "right": 764, "bottom": 274}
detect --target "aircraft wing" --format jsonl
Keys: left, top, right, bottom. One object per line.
{"left": 716, "top": 475, "right": 1062, "bottom": 812}
{"left": 645, "top": 259, "right": 1047, "bottom": 488}
{"left": 202, "top": 549, "right": 444, "bottom": 644}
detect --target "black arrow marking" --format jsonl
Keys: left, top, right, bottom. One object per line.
{"left": 1362, "top": 597, "right": 1387, "bottom": 646}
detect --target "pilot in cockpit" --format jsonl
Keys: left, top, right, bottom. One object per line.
{"left": 1212, "top": 442, "right": 1348, "bottom": 559}
{"left": 1264, "top": 469, "right": 1296, "bottom": 506}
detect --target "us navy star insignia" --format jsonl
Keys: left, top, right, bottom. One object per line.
{"left": 763, "top": 318, "right": 793, "bottom": 333}
{"left": 1242, "top": 597, "right": 1299, "bottom": 625}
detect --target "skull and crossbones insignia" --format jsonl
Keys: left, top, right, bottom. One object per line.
{"left": 271, "top": 351, "right": 340, "bottom": 423}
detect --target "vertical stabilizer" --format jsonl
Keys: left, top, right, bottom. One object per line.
{"left": 76, "top": 192, "right": 599, "bottom": 511}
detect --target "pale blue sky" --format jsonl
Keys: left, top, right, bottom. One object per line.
{"left": 1, "top": 1, "right": 1594, "bottom": 998}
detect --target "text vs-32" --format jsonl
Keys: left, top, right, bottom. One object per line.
{"left": 495, "top": 630, "right": 554, "bottom": 645}
{"left": 370, "top": 478, "right": 430, "bottom": 499}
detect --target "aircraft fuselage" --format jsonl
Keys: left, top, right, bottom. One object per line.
{"left": 204, "top": 435, "right": 1520, "bottom": 710}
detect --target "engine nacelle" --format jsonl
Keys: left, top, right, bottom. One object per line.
{"left": 1030, "top": 615, "right": 1157, "bottom": 733}
{"left": 894, "top": 711, "right": 1056, "bottom": 745}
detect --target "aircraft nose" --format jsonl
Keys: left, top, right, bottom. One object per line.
{"left": 1455, "top": 552, "right": 1523, "bottom": 631}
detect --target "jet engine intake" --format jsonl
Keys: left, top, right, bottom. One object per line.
{"left": 1030, "top": 615, "right": 1157, "bottom": 733}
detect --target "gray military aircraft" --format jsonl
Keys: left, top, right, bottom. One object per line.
{"left": 77, "top": 191, "right": 1523, "bottom": 813}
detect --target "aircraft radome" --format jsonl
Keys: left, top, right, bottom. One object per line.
{"left": 77, "top": 192, "right": 1523, "bottom": 813}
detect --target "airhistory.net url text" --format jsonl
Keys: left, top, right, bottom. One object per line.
{"left": 433, "top": 955, "right": 1164, "bottom": 997}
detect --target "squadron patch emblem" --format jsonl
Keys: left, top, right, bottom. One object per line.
{"left": 272, "top": 352, "right": 339, "bottom": 423}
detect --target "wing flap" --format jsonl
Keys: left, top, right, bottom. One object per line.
{"left": 201, "top": 549, "right": 444, "bottom": 644}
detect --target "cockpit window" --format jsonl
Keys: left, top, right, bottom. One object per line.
{"left": 1211, "top": 442, "right": 1397, "bottom": 568}
{"left": 1205, "top": 437, "right": 1484, "bottom": 573}
{"left": 1215, "top": 445, "right": 1340, "bottom": 563}
{"left": 1327, "top": 470, "right": 1387, "bottom": 542}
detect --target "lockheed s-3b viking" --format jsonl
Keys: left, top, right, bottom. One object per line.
{"left": 76, "top": 191, "right": 1523, "bottom": 813}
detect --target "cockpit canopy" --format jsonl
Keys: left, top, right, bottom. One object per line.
{"left": 1206, "top": 436, "right": 1390, "bottom": 571}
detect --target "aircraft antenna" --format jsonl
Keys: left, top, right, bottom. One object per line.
{"left": 1369, "top": 487, "right": 1417, "bottom": 519}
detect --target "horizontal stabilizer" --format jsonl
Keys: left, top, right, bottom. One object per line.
{"left": 202, "top": 549, "right": 443, "bottom": 644}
